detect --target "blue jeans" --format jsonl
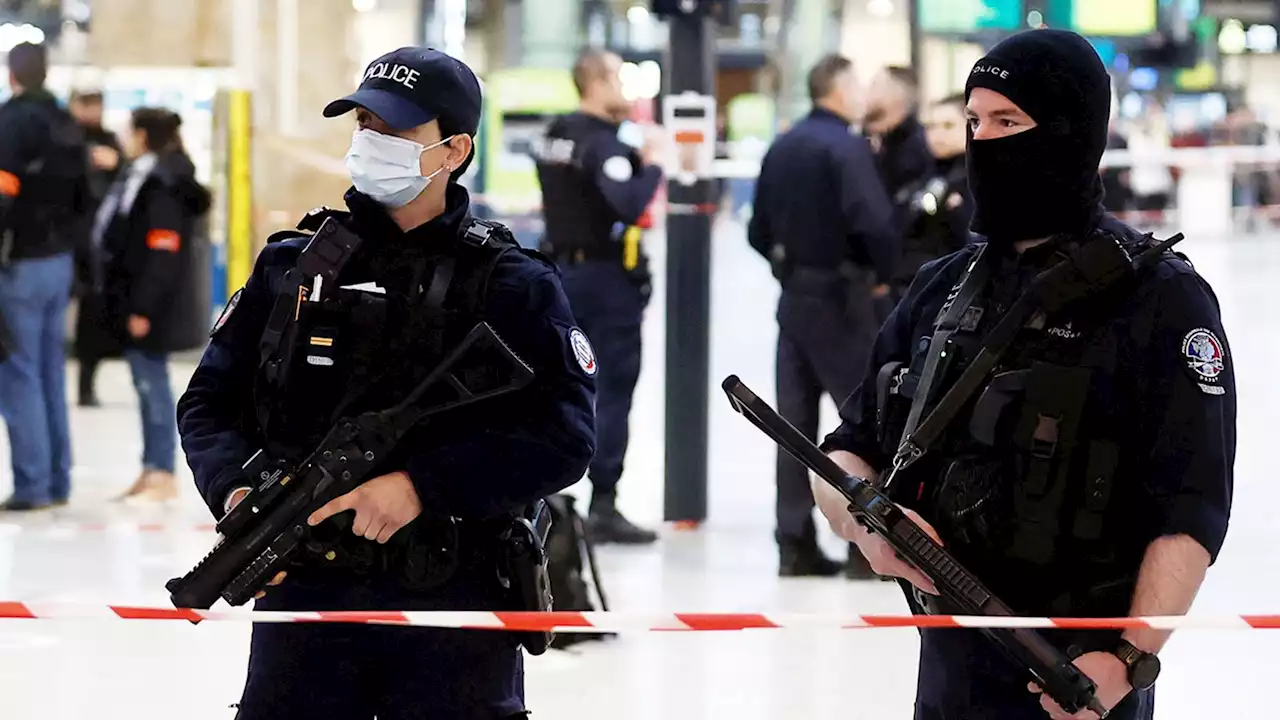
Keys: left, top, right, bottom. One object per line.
{"left": 0, "top": 252, "right": 74, "bottom": 504}
{"left": 124, "top": 348, "right": 176, "bottom": 474}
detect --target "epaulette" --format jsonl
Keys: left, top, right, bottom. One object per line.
{"left": 458, "top": 218, "right": 516, "bottom": 250}
{"left": 266, "top": 206, "right": 351, "bottom": 245}
{"left": 297, "top": 206, "right": 350, "bottom": 232}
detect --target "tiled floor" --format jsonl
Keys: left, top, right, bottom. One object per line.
{"left": 0, "top": 219, "right": 1274, "bottom": 718}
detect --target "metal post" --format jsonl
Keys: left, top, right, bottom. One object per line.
{"left": 662, "top": 10, "right": 715, "bottom": 525}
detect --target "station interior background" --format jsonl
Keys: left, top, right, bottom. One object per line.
{"left": 0, "top": 0, "right": 1278, "bottom": 717}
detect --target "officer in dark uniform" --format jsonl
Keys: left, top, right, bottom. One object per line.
{"left": 533, "top": 49, "right": 663, "bottom": 545}
{"left": 889, "top": 92, "right": 973, "bottom": 293}
{"left": 748, "top": 53, "right": 898, "bottom": 578}
{"left": 177, "top": 47, "right": 596, "bottom": 719}
{"left": 865, "top": 66, "right": 935, "bottom": 215}
{"left": 814, "top": 31, "right": 1234, "bottom": 719}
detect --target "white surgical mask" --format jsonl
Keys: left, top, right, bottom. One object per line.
{"left": 345, "top": 128, "right": 453, "bottom": 208}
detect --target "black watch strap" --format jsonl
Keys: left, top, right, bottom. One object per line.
{"left": 1114, "top": 639, "right": 1161, "bottom": 690}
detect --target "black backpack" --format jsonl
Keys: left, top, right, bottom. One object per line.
{"left": 543, "top": 494, "right": 613, "bottom": 649}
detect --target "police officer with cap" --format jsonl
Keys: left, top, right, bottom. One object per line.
{"left": 177, "top": 46, "right": 596, "bottom": 719}
{"left": 533, "top": 49, "right": 664, "bottom": 544}
{"left": 813, "top": 30, "right": 1234, "bottom": 719}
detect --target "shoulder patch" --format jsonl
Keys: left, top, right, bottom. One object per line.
{"left": 211, "top": 288, "right": 243, "bottom": 338}
{"left": 1181, "top": 328, "right": 1227, "bottom": 394}
{"left": 602, "top": 155, "right": 634, "bottom": 183}
{"left": 569, "top": 328, "right": 597, "bottom": 376}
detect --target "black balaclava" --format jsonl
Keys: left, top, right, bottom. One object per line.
{"left": 964, "top": 29, "right": 1111, "bottom": 244}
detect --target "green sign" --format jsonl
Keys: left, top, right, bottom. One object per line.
{"left": 918, "top": 0, "right": 1021, "bottom": 34}
{"left": 1044, "top": 0, "right": 1157, "bottom": 37}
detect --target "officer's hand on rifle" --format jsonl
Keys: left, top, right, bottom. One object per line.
{"left": 225, "top": 489, "right": 289, "bottom": 599}
{"left": 1029, "top": 651, "right": 1130, "bottom": 720}
{"left": 817, "top": 450, "right": 941, "bottom": 595}
{"left": 307, "top": 471, "right": 423, "bottom": 545}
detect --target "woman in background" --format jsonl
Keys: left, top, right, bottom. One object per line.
{"left": 96, "top": 107, "right": 211, "bottom": 503}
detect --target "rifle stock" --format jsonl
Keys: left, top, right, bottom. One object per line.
{"left": 721, "top": 375, "right": 1108, "bottom": 719}
{"left": 167, "top": 322, "right": 534, "bottom": 610}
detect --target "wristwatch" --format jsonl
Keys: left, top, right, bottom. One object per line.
{"left": 1113, "top": 639, "right": 1161, "bottom": 690}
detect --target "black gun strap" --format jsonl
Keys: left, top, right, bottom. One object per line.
{"left": 898, "top": 246, "right": 993, "bottom": 446}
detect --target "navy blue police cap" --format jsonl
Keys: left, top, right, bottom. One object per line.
{"left": 323, "top": 47, "right": 482, "bottom": 135}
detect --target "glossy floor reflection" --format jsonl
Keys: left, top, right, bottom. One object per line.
{"left": 0, "top": 220, "right": 1275, "bottom": 719}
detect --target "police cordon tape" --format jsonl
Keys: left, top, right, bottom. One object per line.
{"left": 1, "top": 603, "right": 1278, "bottom": 631}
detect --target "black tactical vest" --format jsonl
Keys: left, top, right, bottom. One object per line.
{"left": 253, "top": 209, "right": 521, "bottom": 462}
{"left": 875, "top": 229, "right": 1175, "bottom": 615}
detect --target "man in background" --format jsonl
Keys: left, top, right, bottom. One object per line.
{"left": 889, "top": 93, "right": 973, "bottom": 292}
{"left": 0, "top": 42, "right": 89, "bottom": 511}
{"left": 68, "top": 89, "right": 123, "bottom": 408}
{"left": 749, "top": 54, "right": 897, "bottom": 578}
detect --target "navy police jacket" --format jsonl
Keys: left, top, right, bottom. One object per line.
{"left": 177, "top": 184, "right": 596, "bottom": 521}
{"left": 535, "top": 111, "right": 663, "bottom": 252}
{"left": 824, "top": 214, "right": 1235, "bottom": 580}
{"left": 748, "top": 108, "right": 899, "bottom": 284}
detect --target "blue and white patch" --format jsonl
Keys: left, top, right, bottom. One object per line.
{"left": 1182, "top": 328, "right": 1226, "bottom": 395}
{"left": 569, "top": 328, "right": 597, "bottom": 376}
{"left": 210, "top": 288, "right": 242, "bottom": 338}
{"left": 602, "top": 155, "right": 633, "bottom": 183}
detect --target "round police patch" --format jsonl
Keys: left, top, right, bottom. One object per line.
{"left": 602, "top": 155, "right": 633, "bottom": 183}
{"left": 1182, "top": 328, "right": 1225, "bottom": 383}
{"left": 210, "top": 288, "right": 242, "bottom": 338}
{"left": 569, "top": 328, "right": 597, "bottom": 376}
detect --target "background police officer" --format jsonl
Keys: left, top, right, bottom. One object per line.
{"left": 177, "top": 47, "right": 596, "bottom": 719}
{"left": 533, "top": 49, "right": 664, "bottom": 545}
{"left": 889, "top": 93, "right": 973, "bottom": 293}
{"left": 748, "top": 54, "right": 898, "bottom": 578}
{"left": 814, "top": 30, "right": 1235, "bottom": 719}
{"left": 864, "top": 66, "right": 934, "bottom": 208}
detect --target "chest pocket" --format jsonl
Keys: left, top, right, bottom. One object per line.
{"left": 263, "top": 289, "right": 390, "bottom": 450}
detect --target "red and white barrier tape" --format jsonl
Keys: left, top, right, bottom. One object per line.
{"left": 0, "top": 604, "right": 1277, "bottom": 631}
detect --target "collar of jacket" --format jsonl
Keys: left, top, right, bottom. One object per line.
{"left": 882, "top": 113, "right": 923, "bottom": 148}
{"left": 808, "top": 106, "right": 851, "bottom": 128}
{"left": 343, "top": 181, "right": 472, "bottom": 246}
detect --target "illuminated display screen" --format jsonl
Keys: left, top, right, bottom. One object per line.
{"left": 918, "top": 0, "right": 1021, "bottom": 33}
{"left": 1045, "top": 0, "right": 1157, "bottom": 37}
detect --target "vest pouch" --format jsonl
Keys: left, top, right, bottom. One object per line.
{"left": 1008, "top": 362, "right": 1092, "bottom": 566}
{"left": 969, "top": 369, "right": 1031, "bottom": 447}
{"left": 269, "top": 292, "right": 388, "bottom": 446}
{"left": 1072, "top": 440, "right": 1120, "bottom": 544}
{"left": 934, "top": 454, "right": 1009, "bottom": 559}
{"left": 875, "top": 361, "right": 910, "bottom": 453}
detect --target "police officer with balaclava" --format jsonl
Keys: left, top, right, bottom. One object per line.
{"left": 812, "top": 30, "right": 1234, "bottom": 719}
{"left": 177, "top": 46, "right": 596, "bottom": 719}
{"left": 533, "top": 49, "right": 665, "bottom": 545}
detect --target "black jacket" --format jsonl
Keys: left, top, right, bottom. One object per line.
{"left": 896, "top": 154, "right": 972, "bottom": 284}
{"left": 874, "top": 115, "right": 935, "bottom": 232}
{"left": 100, "top": 150, "right": 211, "bottom": 353}
{"left": 0, "top": 90, "right": 90, "bottom": 261}
{"left": 748, "top": 108, "right": 899, "bottom": 283}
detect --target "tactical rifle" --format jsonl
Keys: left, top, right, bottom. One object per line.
{"left": 167, "top": 322, "right": 534, "bottom": 610}
{"left": 722, "top": 375, "right": 1109, "bottom": 718}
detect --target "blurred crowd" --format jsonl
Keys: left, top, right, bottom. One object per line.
{"left": 0, "top": 42, "right": 210, "bottom": 513}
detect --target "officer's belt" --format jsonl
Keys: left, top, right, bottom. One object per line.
{"left": 783, "top": 263, "right": 873, "bottom": 295}
{"left": 548, "top": 244, "right": 622, "bottom": 265}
